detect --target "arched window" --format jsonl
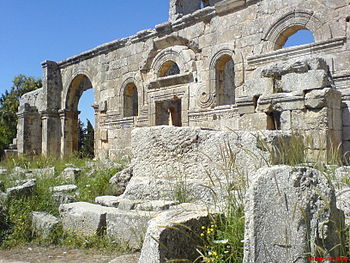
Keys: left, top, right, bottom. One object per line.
{"left": 158, "top": 61, "right": 180, "bottom": 77}
{"left": 124, "top": 83, "right": 138, "bottom": 117}
{"left": 282, "top": 29, "right": 315, "bottom": 48}
{"left": 215, "top": 55, "right": 235, "bottom": 106}
{"left": 276, "top": 26, "right": 315, "bottom": 49}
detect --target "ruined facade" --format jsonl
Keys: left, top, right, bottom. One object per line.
{"left": 14, "top": 0, "right": 350, "bottom": 159}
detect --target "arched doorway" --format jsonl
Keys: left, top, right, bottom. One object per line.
{"left": 60, "top": 74, "right": 94, "bottom": 157}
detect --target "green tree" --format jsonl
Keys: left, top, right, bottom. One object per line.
{"left": 78, "top": 119, "right": 94, "bottom": 158}
{"left": 0, "top": 75, "right": 42, "bottom": 156}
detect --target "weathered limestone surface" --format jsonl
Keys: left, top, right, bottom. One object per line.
{"left": 31, "top": 211, "right": 59, "bottom": 238}
{"left": 59, "top": 167, "right": 81, "bottom": 181}
{"left": 138, "top": 210, "right": 211, "bottom": 263}
{"left": 95, "top": 195, "right": 120, "bottom": 208}
{"left": 109, "top": 167, "right": 133, "bottom": 195}
{"left": 59, "top": 202, "right": 109, "bottom": 236}
{"left": 243, "top": 166, "right": 344, "bottom": 262}
{"left": 106, "top": 209, "right": 156, "bottom": 249}
{"left": 121, "top": 126, "right": 290, "bottom": 202}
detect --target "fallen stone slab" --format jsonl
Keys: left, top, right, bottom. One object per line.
{"left": 107, "top": 209, "right": 156, "bottom": 249}
{"left": 32, "top": 211, "right": 59, "bottom": 238}
{"left": 243, "top": 165, "right": 344, "bottom": 263}
{"left": 138, "top": 210, "right": 211, "bottom": 263}
{"left": 59, "top": 202, "right": 110, "bottom": 236}
{"left": 6, "top": 179, "right": 36, "bottom": 199}
{"left": 95, "top": 195, "right": 120, "bottom": 207}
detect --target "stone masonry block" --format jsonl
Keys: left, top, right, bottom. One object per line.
{"left": 244, "top": 166, "right": 344, "bottom": 262}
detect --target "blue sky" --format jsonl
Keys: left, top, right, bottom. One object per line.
{"left": 0, "top": 1, "right": 313, "bottom": 126}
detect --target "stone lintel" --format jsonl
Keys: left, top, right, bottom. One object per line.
{"left": 148, "top": 72, "right": 193, "bottom": 89}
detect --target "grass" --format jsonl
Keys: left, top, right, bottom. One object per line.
{"left": 0, "top": 154, "right": 125, "bottom": 252}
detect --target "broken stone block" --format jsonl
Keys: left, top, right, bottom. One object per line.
{"left": 6, "top": 179, "right": 36, "bottom": 199}
{"left": 60, "top": 167, "right": 81, "bottom": 181}
{"left": 32, "top": 211, "right": 59, "bottom": 238}
{"left": 95, "top": 195, "right": 120, "bottom": 208}
{"left": 59, "top": 202, "right": 110, "bottom": 236}
{"left": 135, "top": 200, "right": 178, "bottom": 211}
{"left": 305, "top": 88, "right": 341, "bottom": 109}
{"left": 107, "top": 209, "right": 156, "bottom": 249}
{"left": 109, "top": 167, "right": 133, "bottom": 195}
{"left": 243, "top": 166, "right": 344, "bottom": 262}
{"left": 30, "top": 167, "right": 55, "bottom": 178}
{"left": 50, "top": 184, "right": 79, "bottom": 204}
{"left": 138, "top": 210, "right": 211, "bottom": 263}
{"left": 281, "top": 70, "right": 330, "bottom": 93}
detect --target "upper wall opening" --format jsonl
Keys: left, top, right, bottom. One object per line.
{"left": 169, "top": 0, "right": 223, "bottom": 21}
{"left": 159, "top": 61, "right": 180, "bottom": 77}
{"left": 281, "top": 29, "right": 315, "bottom": 49}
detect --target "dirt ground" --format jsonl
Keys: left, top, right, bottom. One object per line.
{"left": 0, "top": 245, "right": 132, "bottom": 263}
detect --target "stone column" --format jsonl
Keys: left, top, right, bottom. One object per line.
{"left": 59, "top": 110, "right": 80, "bottom": 158}
{"left": 41, "top": 60, "right": 63, "bottom": 157}
{"left": 41, "top": 110, "right": 60, "bottom": 157}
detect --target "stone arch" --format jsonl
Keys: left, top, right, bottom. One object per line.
{"left": 150, "top": 46, "right": 190, "bottom": 79}
{"left": 60, "top": 73, "right": 94, "bottom": 157}
{"left": 141, "top": 37, "right": 200, "bottom": 74}
{"left": 263, "top": 10, "right": 332, "bottom": 51}
{"left": 199, "top": 46, "right": 244, "bottom": 108}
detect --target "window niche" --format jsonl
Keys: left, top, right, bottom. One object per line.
{"left": 123, "top": 83, "right": 138, "bottom": 117}
{"left": 215, "top": 55, "right": 235, "bottom": 106}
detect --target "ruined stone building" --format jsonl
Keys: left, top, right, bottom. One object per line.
{"left": 13, "top": 0, "right": 350, "bottom": 159}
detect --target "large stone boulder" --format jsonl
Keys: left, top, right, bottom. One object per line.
{"left": 243, "top": 166, "right": 344, "bottom": 263}
{"left": 138, "top": 210, "right": 211, "bottom": 263}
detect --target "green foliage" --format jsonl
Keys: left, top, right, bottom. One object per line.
{"left": 77, "top": 167, "right": 118, "bottom": 203}
{"left": 0, "top": 156, "right": 124, "bottom": 250}
{"left": 78, "top": 119, "right": 94, "bottom": 159}
{"left": 0, "top": 75, "right": 42, "bottom": 156}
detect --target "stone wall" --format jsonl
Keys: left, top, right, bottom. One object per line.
{"left": 14, "top": 0, "right": 350, "bottom": 159}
